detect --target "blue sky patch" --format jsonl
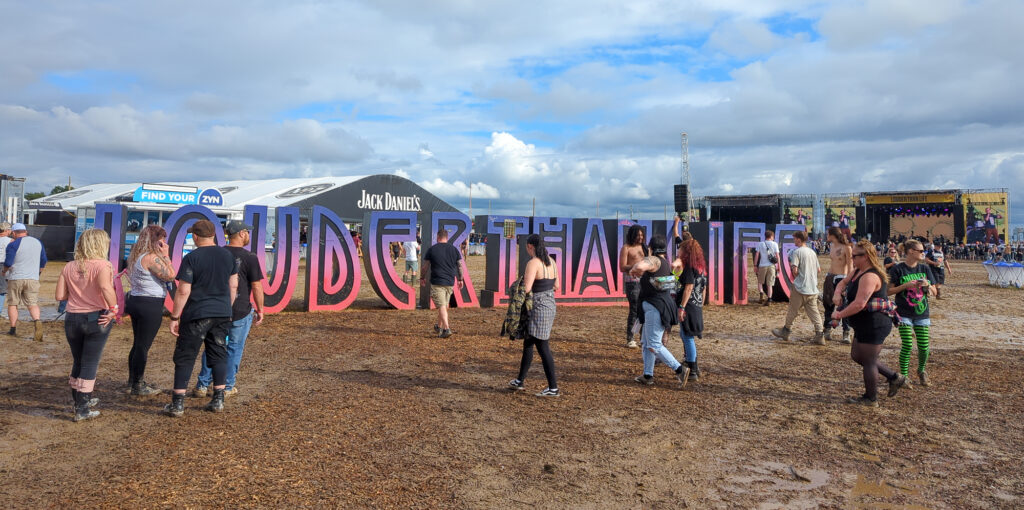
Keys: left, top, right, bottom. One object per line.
{"left": 43, "top": 70, "right": 138, "bottom": 94}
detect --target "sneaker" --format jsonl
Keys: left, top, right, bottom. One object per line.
{"left": 823, "top": 328, "right": 833, "bottom": 341}
{"left": 771, "top": 327, "right": 791, "bottom": 341}
{"left": 845, "top": 395, "right": 878, "bottom": 407}
{"left": 34, "top": 320, "right": 43, "bottom": 342}
{"left": 439, "top": 329, "right": 453, "bottom": 338}
{"left": 536, "top": 387, "right": 560, "bottom": 397}
{"left": 224, "top": 387, "right": 239, "bottom": 398}
{"left": 433, "top": 324, "right": 441, "bottom": 334}
{"left": 507, "top": 379, "right": 525, "bottom": 391}
{"left": 675, "top": 365, "right": 691, "bottom": 388}
{"left": 73, "top": 408, "right": 101, "bottom": 422}
{"left": 634, "top": 374, "right": 654, "bottom": 386}
{"left": 918, "top": 371, "right": 930, "bottom": 387}
{"left": 191, "top": 385, "right": 209, "bottom": 398}
{"left": 840, "top": 331, "right": 852, "bottom": 344}
{"left": 625, "top": 340, "right": 639, "bottom": 349}
{"left": 811, "top": 332, "right": 825, "bottom": 345}
{"left": 887, "top": 375, "right": 907, "bottom": 397}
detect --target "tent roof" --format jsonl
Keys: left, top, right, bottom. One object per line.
{"left": 30, "top": 176, "right": 364, "bottom": 211}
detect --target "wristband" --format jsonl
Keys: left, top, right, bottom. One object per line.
{"left": 170, "top": 316, "right": 180, "bottom": 321}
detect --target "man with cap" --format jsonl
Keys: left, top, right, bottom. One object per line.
{"left": 193, "top": 220, "right": 264, "bottom": 398}
{"left": 162, "top": 219, "right": 238, "bottom": 417}
{"left": 4, "top": 223, "right": 47, "bottom": 341}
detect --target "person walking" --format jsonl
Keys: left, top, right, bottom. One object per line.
{"left": 54, "top": 229, "right": 118, "bottom": 422}
{"left": 619, "top": 224, "right": 648, "bottom": 348}
{"left": 162, "top": 220, "right": 238, "bottom": 417}
{"left": 0, "top": 223, "right": 11, "bottom": 318}
{"left": 508, "top": 234, "right": 560, "bottom": 397}
{"left": 124, "top": 225, "right": 175, "bottom": 396}
{"left": 753, "top": 230, "right": 780, "bottom": 306}
{"left": 402, "top": 237, "right": 420, "bottom": 284}
{"left": 421, "top": 229, "right": 463, "bottom": 338}
{"left": 771, "top": 231, "right": 825, "bottom": 344}
{"left": 194, "top": 221, "right": 264, "bottom": 398}
{"left": 830, "top": 240, "right": 906, "bottom": 406}
{"left": 674, "top": 239, "right": 708, "bottom": 382}
{"left": 630, "top": 235, "right": 690, "bottom": 387}
{"left": 888, "top": 239, "right": 937, "bottom": 388}
{"left": 4, "top": 223, "right": 47, "bottom": 341}
{"left": 924, "top": 242, "right": 952, "bottom": 299}
{"left": 822, "top": 227, "right": 853, "bottom": 344}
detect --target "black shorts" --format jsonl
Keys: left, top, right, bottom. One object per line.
{"left": 852, "top": 322, "right": 892, "bottom": 345}
{"left": 932, "top": 270, "right": 945, "bottom": 285}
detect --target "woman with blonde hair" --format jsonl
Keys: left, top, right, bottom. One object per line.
{"left": 831, "top": 240, "right": 906, "bottom": 406}
{"left": 124, "top": 225, "right": 175, "bottom": 396}
{"left": 55, "top": 229, "right": 118, "bottom": 422}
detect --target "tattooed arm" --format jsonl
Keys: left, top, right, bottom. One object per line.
{"left": 145, "top": 253, "right": 176, "bottom": 282}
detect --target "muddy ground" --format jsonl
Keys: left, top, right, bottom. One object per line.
{"left": 1, "top": 256, "right": 1022, "bottom": 508}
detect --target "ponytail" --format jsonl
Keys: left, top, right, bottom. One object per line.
{"left": 526, "top": 234, "right": 551, "bottom": 266}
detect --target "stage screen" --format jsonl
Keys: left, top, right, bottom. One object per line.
{"left": 889, "top": 213, "right": 955, "bottom": 240}
{"left": 824, "top": 197, "right": 857, "bottom": 239}
{"left": 782, "top": 206, "right": 812, "bottom": 232}
{"left": 963, "top": 192, "right": 1008, "bottom": 243}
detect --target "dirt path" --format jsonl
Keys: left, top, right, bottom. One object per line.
{"left": 1, "top": 259, "right": 1022, "bottom": 508}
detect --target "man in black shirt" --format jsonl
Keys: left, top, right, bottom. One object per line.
{"left": 421, "top": 229, "right": 463, "bottom": 338}
{"left": 193, "top": 221, "right": 265, "bottom": 399}
{"left": 163, "top": 220, "right": 239, "bottom": 417}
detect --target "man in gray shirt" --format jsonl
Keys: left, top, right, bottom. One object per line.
{"left": 771, "top": 230, "right": 824, "bottom": 344}
{"left": 4, "top": 223, "right": 47, "bottom": 341}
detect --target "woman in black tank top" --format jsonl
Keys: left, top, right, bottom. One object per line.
{"left": 831, "top": 240, "right": 907, "bottom": 406}
{"left": 508, "top": 234, "right": 560, "bottom": 397}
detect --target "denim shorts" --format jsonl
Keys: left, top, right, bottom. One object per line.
{"left": 899, "top": 317, "right": 931, "bottom": 327}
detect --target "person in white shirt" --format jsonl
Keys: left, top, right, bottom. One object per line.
{"left": 0, "top": 223, "right": 11, "bottom": 317}
{"left": 771, "top": 231, "right": 825, "bottom": 344}
{"left": 401, "top": 239, "right": 420, "bottom": 284}
{"left": 753, "top": 231, "right": 780, "bottom": 306}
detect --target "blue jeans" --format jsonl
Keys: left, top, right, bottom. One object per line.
{"left": 680, "top": 333, "right": 697, "bottom": 363}
{"left": 641, "top": 301, "right": 682, "bottom": 376}
{"left": 899, "top": 317, "right": 931, "bottom": 327}
{"left": 197, "top": 312, "right": 254, "bottom": 390}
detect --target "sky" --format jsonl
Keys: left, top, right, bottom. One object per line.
{"left": 2, "top": 0, "right": 1022, "bottom": 231}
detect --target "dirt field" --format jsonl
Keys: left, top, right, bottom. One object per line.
{"left": 1, "top": 256, "right": 1022, "bottom": 508}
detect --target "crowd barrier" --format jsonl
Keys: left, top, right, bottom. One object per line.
{"left": 982, "top": 261, "right": 1024, "bottom": 288}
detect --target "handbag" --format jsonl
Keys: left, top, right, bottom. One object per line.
{"left": 763, "top": 242, "right": 779, "bottom": 264}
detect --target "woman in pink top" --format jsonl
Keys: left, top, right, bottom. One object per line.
{"left": 54, "top": 229, "right": 118, "bottom": 422}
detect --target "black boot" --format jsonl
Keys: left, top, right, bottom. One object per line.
{"left": 73, "top": 391, "right": 100, "bottom": 422}
{"left": 71, "top": 389, "right": 99, "bottom": 407}
{"left": 130, "top": 380, "right": 161, "bottom": 396}
{"left": 688, "top": 361, "right": 701, "bottom": 382}
{"left": 204, "top": 388, "right": 225, "bottom": 413}
{"left": 163, "top": 393, "right": 185, "bottom": 418}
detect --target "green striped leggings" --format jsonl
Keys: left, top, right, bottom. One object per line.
{"left": 898, "top": 324, "right": 930, "bottom": 376}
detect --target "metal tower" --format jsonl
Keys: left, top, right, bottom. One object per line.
{"left": 681, "top": 132, "right": 694, "bottom": 221}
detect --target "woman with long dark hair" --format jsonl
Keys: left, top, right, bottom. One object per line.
{"left": 55, "top": 229, "right": 118, "bottom": 421}
{"left": 124, "top": 225, "right": 175, "bottom": 396}
{"left": 508, "top": 234, "right": 560, "bottom": 397}
{"left": 619, "top": 224, "right": 648, "bottom": 349}
{"left": 673, "top": 239, "right": 707, "bottom": 382}
{"left": 629, "top": 235, "right": 690, "bottom": 387}
{"left": 831, "top": 240, "right": 906, "bottom": 406}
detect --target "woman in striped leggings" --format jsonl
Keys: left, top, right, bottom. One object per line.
{"left": 886, "top": 239, "right": 937, "bottom": 387}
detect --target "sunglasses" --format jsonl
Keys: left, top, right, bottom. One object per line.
{"left": 852, "top": 252, "right": 867, "bottom": 258}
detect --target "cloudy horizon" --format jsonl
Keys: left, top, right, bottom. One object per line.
{"left": 3, "top": 0, "right": 1021, "bottom": 229}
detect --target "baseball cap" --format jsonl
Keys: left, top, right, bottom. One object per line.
{"left": 187, "top": 219, "right": 216, "bottom": 238}
{"left": 225, "top": 220, "right": 253, "bottom": 236}
{"left": 11, "top": 222, "right": 27, "bottom": 231}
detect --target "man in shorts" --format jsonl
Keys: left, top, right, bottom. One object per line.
{"left": 402, "top": 238, "right": 420, "bottom": 284}
{"left": 4, "top": 223, "right": 47, "bottom": 341}
{"left": 753, "top": 230, "right": 780, "bottom": 306}
{"left": 421, "top": 229, "right": 463, "bottom": 338}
